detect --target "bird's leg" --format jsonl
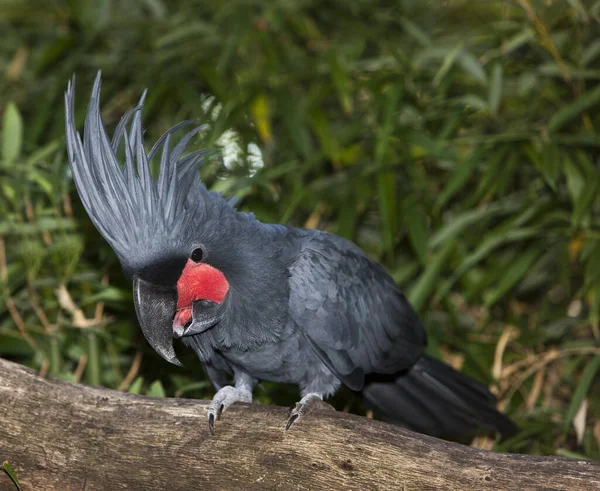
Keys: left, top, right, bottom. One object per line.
{"left": 207, "top": 372, "right": 254, "bottom": 435}
{"left": 285, "top": 392, "right": 334, "bottom": 431}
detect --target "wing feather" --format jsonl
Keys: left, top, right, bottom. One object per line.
{"left": 288, "top": 233, "right": 426, "bottom": 391}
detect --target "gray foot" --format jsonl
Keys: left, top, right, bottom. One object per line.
{"left": 208, "top": 385, "right": 252, "bottom": 435}
{"left": 285, "top": 393, "right": 334, "bottom": 431}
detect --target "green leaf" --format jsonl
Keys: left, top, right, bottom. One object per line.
{"left": 587, "top": 284, "right": 600, "bottom": 335}
{"left": 86, "top": 332, "right": 101, "bottom": 387}
{"left": 147, "top": 380, "right": 166, "bottom": 398}
{"left": 452, "top": 95, "right": 489, "bottom": 111}
{"left": 391, "top": 262, "right": 419, "bottom": 285}
{"left": 501, "top": 29, "right": 534, "bottom": 56}
{"left": 398, "top": 17, "right": 431, "bottom": 46}
{"left": 409, "top": 241, "right": 454, "bottom": 311}
{"left": 377, "top": 171, "right": 396, "bottom": 253}
{"left": 175, "top": 381, "right": 212, "bottom": 397}
{"left": 457, "top": 50, "right": 487, "bottom": 84}
{"left": 488, "top": 63, "right": 503, "bottom": 114}
{"left": 402, "top": 197, "right": 429, "bottom": 265}
{"left": 563, "top": 356, "right": 600, "bottom": 433}
{"left": 533, "top": 144, "right": 561, "bottom": 191}
{"left": 555, "top": 449, "right": 593, "bottom": 461}
{"left": 430, "top": 198, "right": 521, "bottom": 249}
{"left": 548, "top": 84, "right": 600, "bottom": 132}
{"left": 437, "top": 148, "right": 496, "bottom": 208}
{"left": 375, "top": 86, "right": 402, "bottom": 253}
{"left": 570, "top": 152, "right": 600, "bottom": 226}
{"left": 128, "top": 377, "right": 144, "bottom": 395}
{"left": 563, "top": 156, "right": 585, "bottom": 202}
{"left": 2, "top": 103, "right": 23, "bottom": 164}
{"left": 329, "top": 55, "right": 352, "bottom": 114}
{"left": 2, "top": 461, "right": 22, "bottom": 491}
{"left": 566, "top": 0, "right": 588, "bottom": 22}
{"left": 562, "top": 154, "right": 598, "bottom": 226}
{"left": 308, "top": 107, "right": 341, "bottom": 165}
{"left": 483, "top": 248, "right": 540, "bottom": 306}
{"left": 433, "top": 44, "right": 463, "bottom": 87}
{"left": 0, "top": 332, "right": 35, "bottom": 356}
{"left": 572, "top": 176, "right": 599, "bottom": 227}
{"left": 437, "top": 227, "right": 541, "bottom": 300}
{"left": 582, "top": 39, "right": 600, "bottom": 66}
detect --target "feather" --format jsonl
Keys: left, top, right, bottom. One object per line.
{"left": 64, "top": 72, "right": 211, "bottom": 269}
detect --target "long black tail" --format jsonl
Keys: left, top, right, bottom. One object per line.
{"left": 361, "top": 354, "right": 517, "bottom": 440}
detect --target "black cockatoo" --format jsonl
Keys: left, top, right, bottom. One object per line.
{"left": 64, "top": 73, "right": 517, "bottom": 440}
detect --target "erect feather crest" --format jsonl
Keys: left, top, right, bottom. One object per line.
{"left": 64, "top": 72, "right": 211, "bottom": 266}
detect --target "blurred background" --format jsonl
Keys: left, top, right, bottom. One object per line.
{"left": 1, "top": 0, "right": 599, "bottom": 459}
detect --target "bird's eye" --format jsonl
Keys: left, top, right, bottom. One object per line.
{"left": 190, "top": 248, "right": 204, "bottom": 263}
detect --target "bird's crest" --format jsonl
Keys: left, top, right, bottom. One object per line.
{"left": 64, "top": 72, "right": 210, "bottom": 266}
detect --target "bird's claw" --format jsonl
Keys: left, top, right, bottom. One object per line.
{"left": 208, "top": 412, "right": 215, "bottom": 436}
{"left": 207, "top": 385, "right": 252, "bottom": 436}
{"left": 285, "top": 393, "right": 331, "bottom": 431}
{"left": 285, "top": 413, "right": 299, "bottom": 431}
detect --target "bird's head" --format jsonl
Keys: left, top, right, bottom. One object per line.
{"left": 64, "top": 73, "right": 272, "bottom": 366}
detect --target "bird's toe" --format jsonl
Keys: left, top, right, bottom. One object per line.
{"left": 285, "top": 393, "right": 333, "bottom": 431}
{"left": 207, "top": 385, "right": 252, "bottom": 435}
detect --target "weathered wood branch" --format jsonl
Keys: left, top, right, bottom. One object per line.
{"left": 0, "top": 358, "right": 598, "bottom": 490}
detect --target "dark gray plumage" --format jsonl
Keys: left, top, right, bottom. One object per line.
{"left": 65, "top": 73, "right": 517, "bottom": 441}
{"left": 288, "top": 234, "right": 426, "bottom": 391}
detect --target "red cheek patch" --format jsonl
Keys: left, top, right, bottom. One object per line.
{"left": 176, "top": 259, "right": 229, "bottom": 315}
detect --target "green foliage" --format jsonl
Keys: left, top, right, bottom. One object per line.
{"left": 0, "top": 0, "right": 599, "bottom": 459}
{"left": 2, "top": 461, "right": 22, "bottom": 491}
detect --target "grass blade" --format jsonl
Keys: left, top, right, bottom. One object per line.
{"left": 2, "top": 462, "right": 22, "bottom": 491}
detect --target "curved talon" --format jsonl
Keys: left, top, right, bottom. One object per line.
{"left": 285, "top": 393, "right": 329, "bottom": 431}
{"left": 285, "top": 413, "right": 299, "bottom": 431}
{"left": 206, "top": 384, "right": 253, "bottom": 436}
{"left": 208, "top": 412, "right": 215, "bottom": 436}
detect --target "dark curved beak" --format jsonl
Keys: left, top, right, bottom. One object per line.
{"left": 133, "top": 276, "right": 182, "bottom": 366}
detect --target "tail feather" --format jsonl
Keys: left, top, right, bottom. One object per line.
{"left": 362, "top": 354, "right": 517, "bottom": 440}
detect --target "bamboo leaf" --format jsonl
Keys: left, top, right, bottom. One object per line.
{"left": 483, "top": 248, "right": 540, "bottom": 306}
{"left": 402, "top": 197, "right": 429, "bottom": 265}
{"left": 398, "top": 17, "right": 431, "bottom": 46}
{"left": 2, "top": 103, "right": 23, "bottom": 164}
{"left": 375, "top": 86, "right": 402, "bottom": 253}
{"left": 147, "top": 380, "right": 166, "bottom": 398}
{"left": 2, "top": 462, "right": 22, "bottom": 491}
{"left": 582, "top": 39, "right": 600, "bottom": 66}
{"left": 329, "top": 55, "right": 353, "bottom": 114}
{"left": 437, "top": 227, "right": 541, "bottom": 300}
{"left": 430, "top": 198, "right": 521, "bottom": 249}
{"left": 128, "top": 377, "right": 144, "bottom": 395}
{"left": 457, "top": 50, "right": 487, "bottom": 84}
{"left": 548, "top": 84, "right": 600, "bottom": 132}
{"left": 409, "top": 241, "right": 454, "bottom": 311}
{"left": 564, "top": 356, "right": 600, "bottom": 433}
{"left": 250, "top": 93, "right": 272, "bottom": 143}
{"left": 488, "top": 63, "right": 503, "bottom": 115}
{"left": 433, "top": 44, "right": 463, "bottom": 86}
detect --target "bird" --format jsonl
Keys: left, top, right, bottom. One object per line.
{"left": 64, "top": 72, "right": 517, "bottom": 440}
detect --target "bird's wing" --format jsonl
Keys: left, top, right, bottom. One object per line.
{"left": 287, "top": 233, "right": 426, "bottom": 391}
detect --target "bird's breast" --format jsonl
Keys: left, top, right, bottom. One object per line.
{"left": 220, "top": 331, "right": 320, "bottom": 385}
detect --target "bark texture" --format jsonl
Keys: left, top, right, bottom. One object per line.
{"left": 0, "top": 357, "right": 598, "bottom": 490}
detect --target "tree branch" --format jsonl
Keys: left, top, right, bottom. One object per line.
{"left": 0, "top": 358, "right": 598, "bottom": 490}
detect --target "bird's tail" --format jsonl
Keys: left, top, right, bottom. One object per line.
{"left": 361, "top": 354, "right": 517, "bottom": 440}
